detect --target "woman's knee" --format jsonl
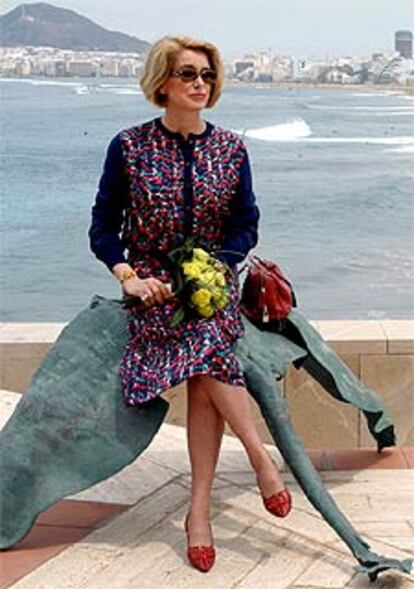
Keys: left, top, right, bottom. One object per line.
{"left": 188, "top": 375, "right": 215, "bottom": 405}
{"left": 188, "top": 373, "right": 214, "bottom": 387}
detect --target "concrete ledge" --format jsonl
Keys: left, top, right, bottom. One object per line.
{"left": 1, "top": 319, "right": 413, "bottom": 449}
{"left": 315, "top": 320, "right": 386, "bottom": 355}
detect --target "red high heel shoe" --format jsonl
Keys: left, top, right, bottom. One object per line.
{"left": 261, "top": 486, "right": 292, "bottom": 518}
{"left": 184, "top": 512, "right": 216, "bottom": 572}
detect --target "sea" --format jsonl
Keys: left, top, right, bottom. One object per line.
{"left": 1, "top": 77, "right": 413, "bottom": 321}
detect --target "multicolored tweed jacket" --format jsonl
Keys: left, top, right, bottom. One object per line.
{"left": 89, "top": 116, "right": 260, "bottom": 276}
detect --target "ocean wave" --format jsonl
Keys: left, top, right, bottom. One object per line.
{"left": 74, "top": 85, "right": 89, "bottom": 94}
{"left": 386, "top": 145, "right": 414, "bottom": 154}
{"left": 332, "top": 250, "right": 414, "bottom": 278}
{"left": 252, "top": 84, "right": 273, "bottom": 90}
{"left": 74, "top": 84, "right": 142, "bottom": 95}
{"left": 97, "top": 83, "right": 142, "bottom": 93}
{"left": 304, "top": 136, "right": 414, "bottom": 145}
{"left": 99, "top": 83, "right": 134, "bottom": 88}
{"left": 110, "top": 88, "right": 142, "bottom": 95}
{"left": 233, "top": 119, "right": 311, "bottom": 141}
{"left": 308, "top": 104, "right": 414, "bottom": 111}
{"left": 0, "top": 78, "right": 143, "bottom": 95}
{"left": 0, "top": 77, "right": 83, "bottom": 87}
{"left": 350, "top": 91, "right": 404, "bottom": 97}
{"left": 371, "top": 111, "right": 414, "bottom": 116}
{"left": 234, "top": 121, "right": 414, "bottom": 146}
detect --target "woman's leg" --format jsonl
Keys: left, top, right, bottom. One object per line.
{"left": 186, "top": 374, "right": 225, "bottom": 545}
{"left": 198, "top": 374, "right": 286, "bottom": 498}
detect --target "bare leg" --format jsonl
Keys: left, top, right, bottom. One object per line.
{"left": 186, "top": 374, "right": 225, "bottom": 545}
{"left": 197, "top": 374, "right": 286, "bottom": 498}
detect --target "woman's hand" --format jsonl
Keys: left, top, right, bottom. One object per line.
{"left": 122, "top": 275, "right": 173, "bottom": 307}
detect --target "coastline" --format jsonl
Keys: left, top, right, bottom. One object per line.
{"left": 1, "top": 74, "right": 413, "bottom": 95}
{"left": 226, "top": 79, "right": 414, "bottom": 95}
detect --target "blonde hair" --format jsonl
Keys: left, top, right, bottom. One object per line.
{"left": 140, "top": 35, "right": 224, "bottom": 108}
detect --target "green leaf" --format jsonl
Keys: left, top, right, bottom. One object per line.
{"left": 169, "top": 306, "right": 186, "bottom": 328}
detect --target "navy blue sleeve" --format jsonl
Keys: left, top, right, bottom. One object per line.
{"left": 88, "top": 134, "right": 128, "bottom": 272}
{"left": 213, "top": 149, "right": 260, "bottom": 267}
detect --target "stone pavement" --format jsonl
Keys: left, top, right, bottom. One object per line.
{"left": 0, "top": 390, "right": 413, "bottom": 589}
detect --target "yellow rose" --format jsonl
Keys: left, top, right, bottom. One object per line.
{"left": 218, "top": 295, "right": 229, "bottom": 309}
{"left": 182, "top": 261, "right": 202, "bottom": 279}
{"left": 212, "top": 289, "right": 229, "bottom": 308}
{"left": 192, "top": 248, "right": 210, "bottom": 263}
{"left": 200, "top": 270, "right": 216, "bottom": 286}
{"left": 191, "top": 288, "right": 212, "bottom": 307}
{"left": 212, "top": 259, "right": 226, "bottom": 273}
{"left": 215, "top": 272, "right": 226, "bottom": 287}
{"left": 198, "top": 303, "right": 215, "bottom": 317}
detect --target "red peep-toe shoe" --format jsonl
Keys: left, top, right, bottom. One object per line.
{"left": 261, "top": 486, "right": 292, "bottom": 518}
{"left": 184, "top": 512, "right": 216, "bottom": 572}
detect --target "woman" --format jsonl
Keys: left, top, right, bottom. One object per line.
{"left": 88, "top": 34, "right": 292, "bottom": 573}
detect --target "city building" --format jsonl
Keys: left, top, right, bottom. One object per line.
{"left": 395, "top": 30, "right": 413, "bottom": 59}
{"left": 67, "top": 61, "right": 96, "bottom": 77}
{"left": 1, "top": 43, "right": 412, "bottom": 87}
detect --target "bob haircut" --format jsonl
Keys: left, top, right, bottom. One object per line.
{"left": 140, "top": 35, "right": 224, "bottom": 108}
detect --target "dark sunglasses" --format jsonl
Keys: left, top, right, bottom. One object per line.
{"left": 170, "top": 67, "right": 217, "bottom": 84}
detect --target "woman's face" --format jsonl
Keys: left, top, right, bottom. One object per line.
{"left": 159, "top": 49, "right": 214, "bottom": 112}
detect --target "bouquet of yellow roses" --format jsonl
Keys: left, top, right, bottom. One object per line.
{"left": 166, "top": 235, "right": 229, "bottom": 327}
{"left": 171, "top": 246, "right": 228, "bottom": 327}
{"left": 122, "top": 235, "right": 230, "bottom": 327}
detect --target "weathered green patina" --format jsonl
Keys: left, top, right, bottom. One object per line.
{"left": 0, "top": 294, "right": 412, "bottom": 581}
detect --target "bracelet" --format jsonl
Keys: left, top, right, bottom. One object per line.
{"left": 118, "top": 268, "right": 137, "bottom": 284}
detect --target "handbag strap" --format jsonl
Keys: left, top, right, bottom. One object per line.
{"left": 212, "top": 249, "right": 250, "bottom": 277}
{"left": 248, "top": 254, "right": 295, "bottom": 288}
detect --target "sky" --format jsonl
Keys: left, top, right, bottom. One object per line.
{"left": 2, "top": 0, "right": 413, "bottom": 59}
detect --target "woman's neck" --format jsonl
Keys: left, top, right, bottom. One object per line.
{"left": 161, "top": 109, "right": 206, "bottom": 139}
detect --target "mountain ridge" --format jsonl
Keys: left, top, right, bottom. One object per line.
{"left": 0, "top": 2, "right": 150, "bottom": 53}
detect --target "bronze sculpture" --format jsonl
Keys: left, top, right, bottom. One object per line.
{"left": 0, "top": 294, "right": 412, "bottom": 582}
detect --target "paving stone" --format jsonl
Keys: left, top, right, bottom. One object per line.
{"left": 67, "top": 455, "right": 182, "bottom": 505}
{"left": 292, "top": 548, "right": 355, "bottom": 587}
{"left": 374, "top": 537, "right": 414, "bottom": 556}
{"left": 213, "top": 483, "right": 339, "bottom": 546}
{"left": 0, "top": 389, "right": 20, "bottom": 428}
{"left": 8, "top": 544, "right": 124, "bottom": 589}
{"left": 116, "top": 508, "right": 264, "bottom": 589}
{"left": 7, "top": 482, "right": 189, "bottom": 588}
{"left": 348, "top": 521, "right": 414, "bottom": 539}
{"left": 232, "top": 526, "right": 315, "bottom": 588}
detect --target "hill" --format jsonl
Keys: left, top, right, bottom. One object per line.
{"left": 0, "top": 2, "right": 150, "bottom": 52}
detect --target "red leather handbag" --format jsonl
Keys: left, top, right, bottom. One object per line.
{"left": 239, "top": 255, "right": 297, "bottom": 329}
